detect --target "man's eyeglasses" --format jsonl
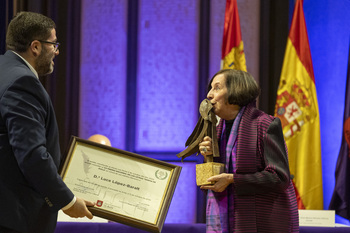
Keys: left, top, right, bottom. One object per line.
{"left": 37, "top": 40, "right": 60, "bottom": 51}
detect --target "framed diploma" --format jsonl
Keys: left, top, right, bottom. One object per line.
{"left": 60, "top": 136, "right": 182, "bottom": 233}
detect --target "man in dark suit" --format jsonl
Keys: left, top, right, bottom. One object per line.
{"left": 0, "top": 12, "right": 95, "bottom": 233}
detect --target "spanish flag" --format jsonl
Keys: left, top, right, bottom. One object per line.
{"left": 275, "top": 0, "right": 323, "bottom": 209}
{"left": 221, "top": 0, "right": 246, "bottom": 71}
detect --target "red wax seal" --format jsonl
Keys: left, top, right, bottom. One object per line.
{"left": 96, "top": 200, "right": 103, "bottom": 207}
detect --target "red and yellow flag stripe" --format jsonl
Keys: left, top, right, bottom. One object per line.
{"left": 221, "top": 0, "right": 246, "bottom": 71}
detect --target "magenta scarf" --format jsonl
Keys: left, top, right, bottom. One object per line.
{"left": 206, "top": 106, "right": 245, "bottom": 233}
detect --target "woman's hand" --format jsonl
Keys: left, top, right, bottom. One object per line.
{"left": 199, "top": 136, "right": 213, "bottom": 161}
{"left": 200, "top": 173, "right": 234, "bottom": 192}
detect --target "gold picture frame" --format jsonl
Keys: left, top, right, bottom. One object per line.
{"left": 60, "top": 136, "right": 182, "bottom": 233}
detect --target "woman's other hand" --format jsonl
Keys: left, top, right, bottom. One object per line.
{"left": 200, "top": 173, "right": 234, "bottom": 192}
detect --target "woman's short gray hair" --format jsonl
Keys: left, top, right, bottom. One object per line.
{"left": 208, "top": 69, "right": 260, "bottom": 106}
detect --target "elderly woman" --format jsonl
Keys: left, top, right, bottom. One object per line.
{"left": 199, "top": 69, "right": 299, "bottom": 233}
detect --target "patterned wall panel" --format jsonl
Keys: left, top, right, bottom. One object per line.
{"left": 136, "top": 0, "right": 200, "bottom": 152}
{"left": 80, "top": 0, "right": 127, "bottom": 149}
{"left": 165, "top": 162, "right": 197, "bottom": 223}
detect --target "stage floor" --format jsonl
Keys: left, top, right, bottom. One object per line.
{"left": 55, "top": 222, "right": 350, "bottom": 233}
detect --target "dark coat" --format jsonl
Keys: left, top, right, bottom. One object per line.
{"left": 216, "top": 103, "right": 299, "bottom": 232}
{"left": 0, "top": 51, "right": 74, "bottom": 233}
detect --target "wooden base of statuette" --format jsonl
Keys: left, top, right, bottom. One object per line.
{"left": 196, "top": 162, "right": 224, "bottom": 186}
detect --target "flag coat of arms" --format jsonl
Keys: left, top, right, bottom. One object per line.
{"left": 274, "top": 0, "right": 323, "bottom": 210}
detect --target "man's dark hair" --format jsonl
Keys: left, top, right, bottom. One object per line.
{"left": 6, "top": 11, "right": 56, "bottom": 53}
{"left": 208, "top": 69, "right": 260, "bottom": 106}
